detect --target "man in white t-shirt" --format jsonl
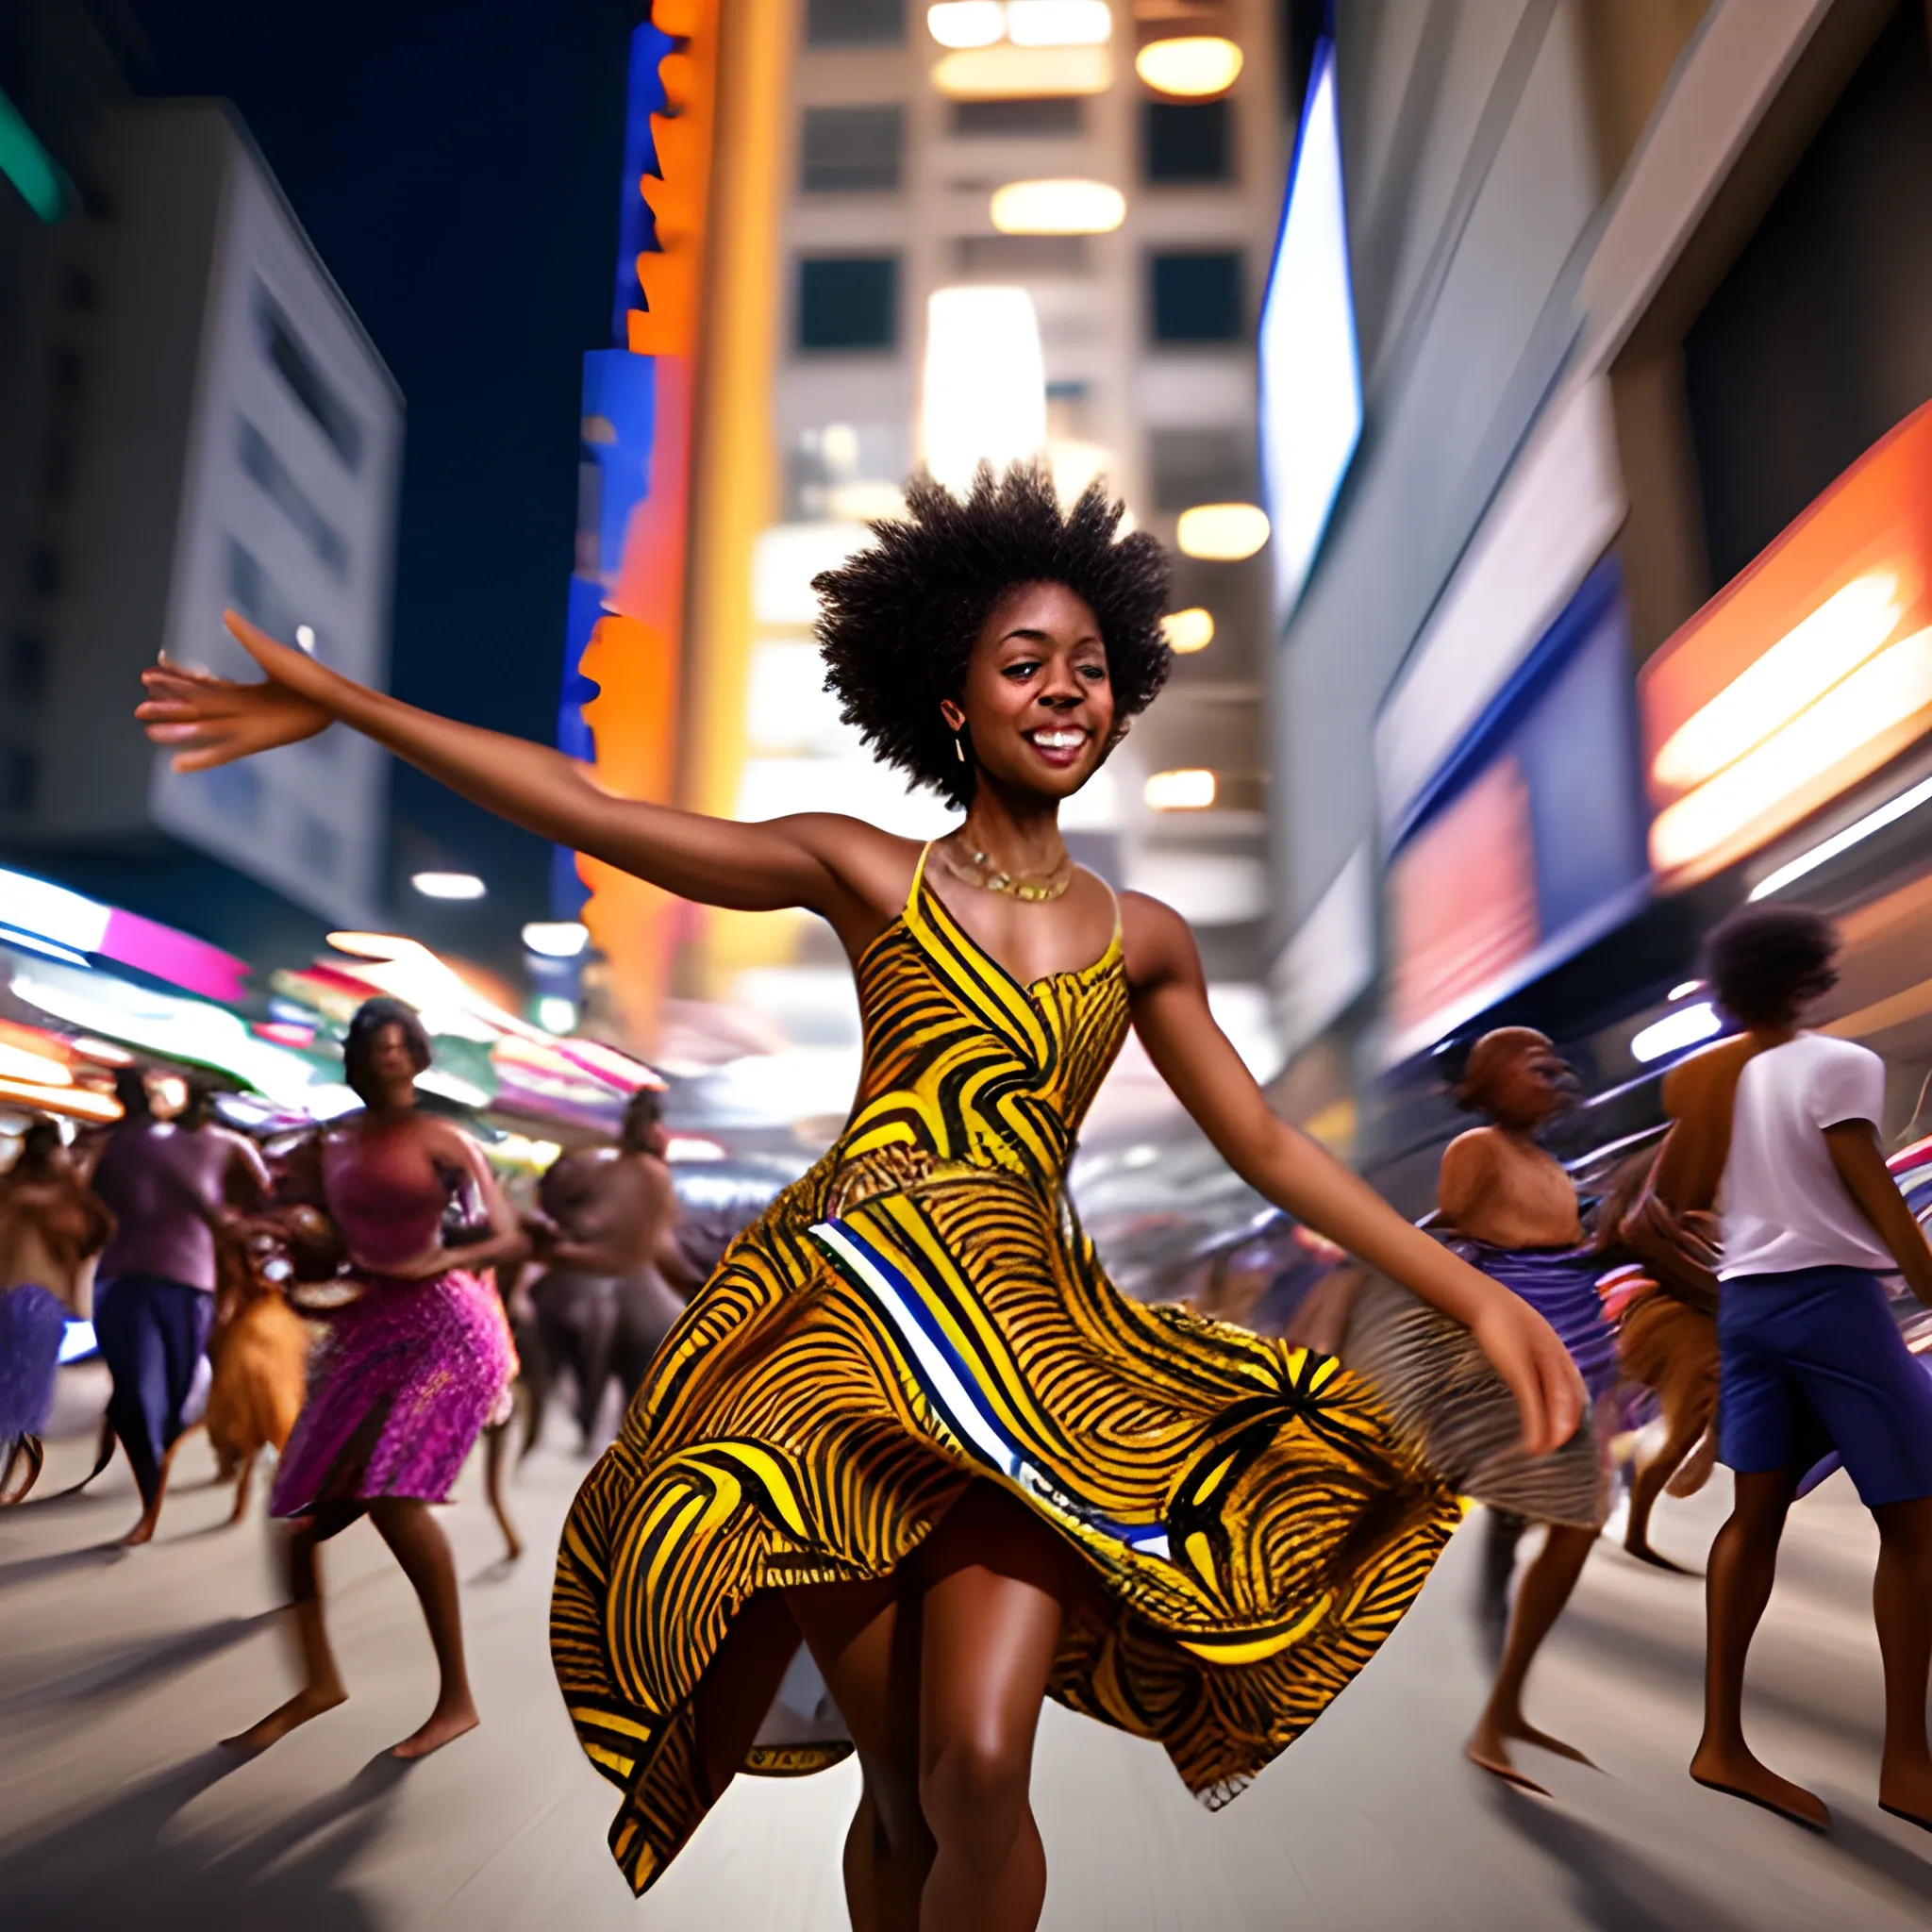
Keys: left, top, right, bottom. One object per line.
{"left": 1679, "top": 905, "right": 1932, "bottom": 1835}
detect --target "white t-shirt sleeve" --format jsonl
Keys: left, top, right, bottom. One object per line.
{"left": 1806, "top": 1041, "right": 1885, "bottom": 1133}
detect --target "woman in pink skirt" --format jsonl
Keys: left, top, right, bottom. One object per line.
{"left": 226, "top": 997, "right": 523, "bottom": 1759}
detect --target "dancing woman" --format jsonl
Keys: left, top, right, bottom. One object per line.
{"left": 223, "top": 999, "right": 523, "bottom": 1758}
{"left": 142, "top": 468, "right": 1581, "bottom": 1924}
{"left": 0, "top": 1122, "right": 114, "bottom": 1504}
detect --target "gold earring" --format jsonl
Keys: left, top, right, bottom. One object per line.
{"left": 953, "top": 727, "right": 965, "bottom": 763}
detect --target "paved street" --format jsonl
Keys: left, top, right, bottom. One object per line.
{"left": 6, "top": 1374, "right": 1932, "bottom": 1931}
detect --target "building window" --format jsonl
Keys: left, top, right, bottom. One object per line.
{"left": 295, "top": 810, "right": 339, "bottom": 879}
{"left": 1142, "top": 101, "right": 1231, "bottom": 184}
{"left": 951, "top": 97, "right": 1083, "bottom": 138}
{"left": 237, "top": 417, "right": 351, "bottom": 579}
{"left": 801, "top": 105, "right": 904, "bottom": 192}
{"left": 197, "top": 761, "right": 262, "bottom": 824}
{"left": 796, "top": 256, "right": 899, "bottom": 352}
{"left": 7, "top": 631, "right": 46, "bottom": 704}
{"left": 806, "top": 0, "right": 904, "bottom": 47}
{"left": 954, "top": 234, "right": 1091, "bottom": 277}
{"left": 226, "top": 537, "right": 313, "bottom": 655}
{"left": 0, "top": 746, "right": 37, "bottom": 814}
{"left": 1148, "top": 250, "right": 1244, "bottom": 344}
{"left": 1149, "top": 427, "right": 1258, "bottom": 511}
{"left": 252, "top": 284, "right": 364, "bottom": 472}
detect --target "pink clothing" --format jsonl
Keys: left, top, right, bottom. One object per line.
{"left": 319, "top": 1122, "right": 458, "bottom": 1274}
{"left": 270, "top": 1269, "right": 514, "bottom": 1524}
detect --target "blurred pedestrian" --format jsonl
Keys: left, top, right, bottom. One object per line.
{"left": 0, "top": 1120, "right": 115, "bottom": 1504}
{"left": 1594, "top": 1148, "right": 1722, "bottom": 1568}
{"left": 225, "top": 999, "right": 523, "bottom": 1760}
{"left": 140, "top": 464, "right": 1578, "bottom": 1924}
{"left": 90, "top": 1069, "right": 270, "bottom": 1544}
{"left": 1436, "top": 1027, "right": 1616, "bottom": 1793}
{"left": 522, "top": 1086, "right": 682, "bottom": 1454}
{"left": 1676, "top": 906, "right": 1932, "bottom": 1832}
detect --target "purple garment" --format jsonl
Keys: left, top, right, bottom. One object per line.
{"left": 1446, "top": 1238, "right": 1621, "bottom": 1401}
{"left": 0, "top": 1283, "right": 69, "bottom": 1441}
{"left": 271, "top": 1268, "right": 514, "bottom": 1526}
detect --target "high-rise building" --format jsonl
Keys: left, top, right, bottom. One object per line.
{"left": 708, "top": 0, "right": 1287, "bottom": 1064}
{"left": 0, "top": 4, "right": 401, "bottom": 945}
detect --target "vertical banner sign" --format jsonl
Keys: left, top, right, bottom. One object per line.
{"left": 564, "top": 0, "right": 719, "bottom": 1042}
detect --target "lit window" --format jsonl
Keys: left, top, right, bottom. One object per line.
{"left": 1175, "top": 503, "right": 1270, "bottom": 559}
{"left": 1145, "top": 768, "right": 1217, "bottom": 810}
{"left": 1136, "top": 36, "right": 1242, "bottom": 97}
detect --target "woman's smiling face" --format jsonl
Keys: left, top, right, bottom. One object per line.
{"left": 942, "top": 581, "right": 1116, "bottom": 805}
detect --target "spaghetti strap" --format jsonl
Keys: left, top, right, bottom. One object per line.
{"left": 908, "top": 841, "right": 934, "bottom": 915}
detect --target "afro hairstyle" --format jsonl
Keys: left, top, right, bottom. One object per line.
{"left": 1700, "top": 904, "right": 1839, "bottom": 1027}
{"left": 814, "top": 461, "right": 1173, "bottom": 809}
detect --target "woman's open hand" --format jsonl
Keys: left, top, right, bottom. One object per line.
{"left": 136, "top": 612, "right": 332, "bottom": 769}
{"left": 1468, "top": 1290, "right": 1588, "bottom": 1457}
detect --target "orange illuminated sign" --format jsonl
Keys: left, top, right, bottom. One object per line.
{"left": 1640, "top": 399, "right": 1932, "bottom": 885}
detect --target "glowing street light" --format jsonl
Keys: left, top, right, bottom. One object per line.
{"left": 522, "top": 920, "right": 591, "bottom": 958}
{"left": 410, "top": 872, "right": 487, "bottom": 901}
{"left": 926, "top": 1, "right": 1004, "bottom": 46}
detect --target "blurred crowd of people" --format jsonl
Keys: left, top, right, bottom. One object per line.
{"left": 7, "top": 899, "right": 1932, "bottom": 1824}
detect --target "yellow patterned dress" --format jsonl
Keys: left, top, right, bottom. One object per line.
{"left": 553, "top": 850, "right": 1461, "bottom": 1892}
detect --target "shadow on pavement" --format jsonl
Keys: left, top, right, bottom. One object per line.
{"left": 0, "top": 1612, "right": 278, "bottom": 1721}
{"left": 1487, "top": 1779, "right": 1759, "bottom": 1932}
{"left": 1818, "top": 1797, "right": 1932, "bottom": 1904}
{"left": 0, "top": 1540, "right": 133, "bottom": 1592}
{"left": 0, "top": 1749, "right": 409, "bottom": 1929}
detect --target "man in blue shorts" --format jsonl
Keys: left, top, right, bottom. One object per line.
{"left": 1685, "top": 905, "right": 1932, "bottom": 1832}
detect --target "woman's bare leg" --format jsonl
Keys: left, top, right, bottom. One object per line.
{"left": 223, "top": 1524, "right": 347, "bottom": 1750}
{"left": 483, "top": 1422, "right": 522, "bottom": 1560}
{"left": 227, "top": 1447, "right": 258, "bottom": 1526}
{"left": 785, "top": 1577, "right": 929, "bottom": 1932}
{"left": 1467, "top": 1522, "right": 1599, "bottom": 1790}
{"left": 1690, "top": 1468, "right": 1826, "bottom": 1825}
{"left": 1625, "top": 1399, "right": 1711, "bottom": 1572}
{"left": 368, "top": 1498, "right": 478, "bottom": 1757}
{"left": 915, "top": 1483, "right": 1073, "bottom": 1932}
{"left": 1873, "top": 1495, "right": 1932, "bottom": 1826}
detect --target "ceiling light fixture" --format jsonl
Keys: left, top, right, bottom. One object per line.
{"left": 1144, "top": 768, "right": 1217, "bottom": 811}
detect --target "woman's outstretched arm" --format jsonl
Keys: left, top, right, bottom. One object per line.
{"left": 137, "top": 612, "right": 909, "bottom": 931}
{"left": 1121, "top": 891, "right": 1586, "bottom": 1457}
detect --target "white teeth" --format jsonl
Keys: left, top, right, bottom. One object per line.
{"left": 1030, "top": 729, "right": 1085, "bottom": 749}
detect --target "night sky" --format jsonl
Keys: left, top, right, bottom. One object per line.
{"left": 125, "top": 0, "right": 645, "bottom": 964}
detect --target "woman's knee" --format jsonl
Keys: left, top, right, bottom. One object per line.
{"left": 919, "top": 1721, "right": 1034, "bottom": 1851}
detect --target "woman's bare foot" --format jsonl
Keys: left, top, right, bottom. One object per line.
{"left": 1623, "top": 1538, "right": 1696, "bottom": 1575}
{"left": 1690, "top": 1740, "right": 1828, "bottom": 1829}
{"left": 1879, "top": 1757, "right": 1932, "bottom": 1830}
{"left": 121, "top": 1507, "right": 160, "bottom": 1547}
{"left": 391, "top": 1699, "right": 478, "bottom": 1759}
{"left": 221, "top": 1683, "right": 348, "bottom": 1754}
{"left": 1466, "top": 1709, "right": 1591, "bottom": 1792}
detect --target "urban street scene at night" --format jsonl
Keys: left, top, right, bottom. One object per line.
{"left": 7, "top": 2, "right": 1932, "bottom": 1926}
